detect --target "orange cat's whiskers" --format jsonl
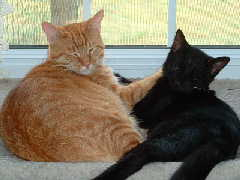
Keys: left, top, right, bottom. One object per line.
{"left": 55, "top": 56, "right": 71, "bottom": 64}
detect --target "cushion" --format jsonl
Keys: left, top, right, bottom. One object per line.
{"left": 0, "top": 78, "right": 240, "bottom": 180}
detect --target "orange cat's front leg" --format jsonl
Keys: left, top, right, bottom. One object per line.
{"left": 115, "top": 70, "right": 163, "bottom": 109}
{"left": 89, "top": 65, "right": 162, "bottom": 109}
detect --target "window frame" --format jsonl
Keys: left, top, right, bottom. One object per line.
{"left": 2, "top": 0, "right": 240, "bottom": 79}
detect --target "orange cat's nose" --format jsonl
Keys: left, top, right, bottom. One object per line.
{"left": 82, "top": 62, "right": 90, "bottom": 68}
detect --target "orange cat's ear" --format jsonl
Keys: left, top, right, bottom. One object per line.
{"left": 42, "top": 22, "right": 59, "bottom": 44}
{"left": 88, "top": 9, "right": 104, "bottom": 32}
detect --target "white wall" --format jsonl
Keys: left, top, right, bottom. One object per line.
{"left": 1, "top": 48, "right": 240, "bottom": 79}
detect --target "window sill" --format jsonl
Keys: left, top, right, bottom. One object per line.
{"left": 1, "top": 48, "right": 240, "bottom": 79}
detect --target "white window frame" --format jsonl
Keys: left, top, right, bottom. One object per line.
{"left": 1, "top": 0, "right": 240, "bottom": 79}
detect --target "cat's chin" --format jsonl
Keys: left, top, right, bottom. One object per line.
{"left": 79, "top": 69, "right": 93, "bottom": 75}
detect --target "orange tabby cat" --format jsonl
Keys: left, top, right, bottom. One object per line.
{"left": 0, "top": 10, "right": 162, "bottom": 162}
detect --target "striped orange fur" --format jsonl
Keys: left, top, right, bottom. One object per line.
{"left": 0, "top": 10, "right": 162, "bottom": 162}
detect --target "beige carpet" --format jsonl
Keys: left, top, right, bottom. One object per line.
{"left": 0, "top": 78, "right": 240, "bottom": 180}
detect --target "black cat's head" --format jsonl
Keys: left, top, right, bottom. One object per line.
{"left": 163, "top": 29, "right": 230, "bottom": 93}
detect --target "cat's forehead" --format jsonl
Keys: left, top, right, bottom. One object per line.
{"left": 188, "top": 46, "right": 212, "bottom": 59}
{"left": 63, "top": 23, "right": 85, "bottom": 32}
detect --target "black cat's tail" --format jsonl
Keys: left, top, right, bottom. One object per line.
{"left": 92, "top": 139, "right": 175, "bottom": 180}
{"left": 114, "top": 73, "right": 133, "bottom": 84}
{"left": 93, "top": 138, "right": 238, "bottom": 180}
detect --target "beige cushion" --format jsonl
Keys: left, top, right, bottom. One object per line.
{"left": 0, "top": 78, "right": 240, "bottom": 180}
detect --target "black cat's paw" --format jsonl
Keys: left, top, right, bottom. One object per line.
{"left": 92, "top": 167, "right": 126, "bottom": 180}
{"left": 92, "top": 174, "right": 122, "bottom": 180}
{"left": 91, "top": 176, "right": 109, "bottom": 180}
{"left": 114, "top": 73, "right": 132, "bottom": 84}
{"left": 170, "top": 172, "right": 205, "bottom": 180}
{"left": 170, "top": 174, "right": 192, "bottom": 180}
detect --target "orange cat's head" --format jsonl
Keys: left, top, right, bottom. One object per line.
{"left": 42, "top": 10, "right": 105, "bottom": 75}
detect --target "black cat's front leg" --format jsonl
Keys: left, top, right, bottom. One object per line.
{"left": 92, "top": 141, "right": 150, "bottom": 180}
{"left": 170, "top": 139, "right": 235, "bottom": 180}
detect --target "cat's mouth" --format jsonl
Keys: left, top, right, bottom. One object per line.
{"left": 55, "top": 56, "right": 104, "bottom": 75}
{"left": 169, "top": 79, "right": 207, "bottom": 93}
{"left": 55, "top": 61, "right": 97, "bottom": 75}
{"left": 79, "top": 65, "right": 95, "bottom": 75}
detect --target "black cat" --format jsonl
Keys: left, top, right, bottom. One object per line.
{"left": 94, "top": 30, "right": 240, "bottom": 180}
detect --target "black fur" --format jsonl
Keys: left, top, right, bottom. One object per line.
{"left": 93, "top": 30, "right": 240, "bottom": 180}
{"left": 114, "top": 73, "right": 133, "bottom": 84}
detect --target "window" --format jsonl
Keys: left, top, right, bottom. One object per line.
{"left": 92, "top": 0, "right": 168, "bottom": 45}
{"left": 177, "top": 0, "right": 240, "bottom": 45}
{"left": 4, "top": 0, "right": 240, "bottom": 46}
{"left": 5, "top": 0, "right": 83, "bottom": 45}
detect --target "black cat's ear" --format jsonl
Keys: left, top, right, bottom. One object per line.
{"left": 210, "top": 57, "right": 230, "bottom": 77}
{"left": 172, "top": 29, "right": 188, "bottom": 52}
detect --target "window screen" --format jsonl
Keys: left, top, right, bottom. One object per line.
{"left": 5, "top": 0, "right": 83, "bottom": 45}
{"left": 92, "top": 0, "right": 168, "bottom": 45}
{"left": 5, "top": 0, "right": 168, "bottom": 46}
{"left": 177, "top": 0, "right": 240, "bottom": 45}
{"left": 4, "top": 0, "right": 239, "bottom": 46}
